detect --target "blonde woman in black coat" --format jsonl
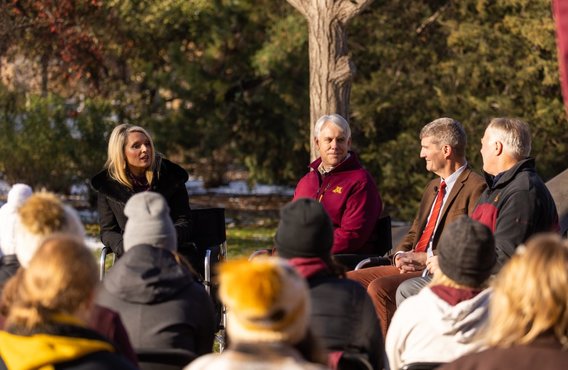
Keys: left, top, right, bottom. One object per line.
{"left": 91, "top": 124, "right": 191, "bottom": 257}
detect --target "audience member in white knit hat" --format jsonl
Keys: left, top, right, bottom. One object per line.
{"left": 185, "top": 257, "right": 328, "bottom": 370}
{"left": 0, "top": 184, "right": 32, "bottom": 288}
{"left": 14, "top": 192, "right": 84, "bottom": 268}
{"left": 96, "top": 191, "right": 215, "bottom": 360}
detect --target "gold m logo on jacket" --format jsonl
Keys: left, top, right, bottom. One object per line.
{"left": 332, "top": 186, "right": 343, "bottom": 194}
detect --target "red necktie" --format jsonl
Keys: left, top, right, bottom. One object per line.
{"left": 414, "top": 181, "right": 446, "bottom": 253}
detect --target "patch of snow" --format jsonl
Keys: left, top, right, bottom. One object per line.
{"left": 77, "top": 209, "right": 98, "bottom": 224}
{"left": 185, "top": 177, "right": 207, "bottom": 195}
{"left": 194, "top": 180, "right": 294, "bottom": 196}
{"left": 71, "top": 183, "right": 90, "bottom": 195}
{"left": 0, "top": 181, "right": 12, "bottom": 196}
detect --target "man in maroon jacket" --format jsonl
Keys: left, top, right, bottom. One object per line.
{"left": 293, "top": 113, "right": 383, "bottom": 255}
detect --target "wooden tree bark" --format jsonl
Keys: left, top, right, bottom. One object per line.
{"left": 287, "top": 0, "right": 374, "bottom": 160}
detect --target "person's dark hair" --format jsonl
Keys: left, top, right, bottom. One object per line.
{"left": 486, "top": 233, "right": 568, "bottom": 348}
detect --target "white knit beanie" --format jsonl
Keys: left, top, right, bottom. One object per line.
{"left": 15, "top": 192, "right": 85, "bottom": 268}
{"left": 0, "top": 184, "right": 33, "bottom": 256}
{"left": 123, "top": 192, "right": 177, "bottom": 252}
{"left": 7, "top": 184, "right": 33, "bottom": 206}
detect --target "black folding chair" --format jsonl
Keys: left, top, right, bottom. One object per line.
{"left": 185, "top": 207, "right": 227, "bottom": 295}
{"left": 333, "top": 215, "right": 393, "bottom": 270}
{"left": 184, "top": 207, "right": 227, "bottom": 352}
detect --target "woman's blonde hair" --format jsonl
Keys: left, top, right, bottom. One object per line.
{"left": 4, "top": 234, "right": 98, "bottom": 331}
{"left": 105, "top": 123, "right": 156, "bottom": 188}
{"left": 485, "top": 233, "right": 568, "bottom": 348}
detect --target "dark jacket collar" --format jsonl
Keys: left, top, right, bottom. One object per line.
{"left": 91, "top": 156, "right": 188, "bottom": 204}
{"left": 287, "top": 257, "right": 331, "bottom": 279}
{"left": 483, "top": 157, "right": 535, "bottom": 189}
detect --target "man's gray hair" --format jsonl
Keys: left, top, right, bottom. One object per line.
{"left": 487, "top": 118, "right": 531, "bottom": 159}
{"left": 314, "top": 114, "right": 351, "bottom": 139}
{"left": 420, "top": 117, "right": 467, "bottom": 158}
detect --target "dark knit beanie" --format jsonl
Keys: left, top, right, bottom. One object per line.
{"left": 274, "top": 198, "right": 333, "bottom": 259}
{"left": 437, "top": 215, "right": 496, "bottom": 287}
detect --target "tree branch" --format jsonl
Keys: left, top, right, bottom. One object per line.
{"left": 336, "top": 0, "right": 374, "bottom": 24}
{"left": 286, "top": 0, "right": 309, "bottom": 18}
{"left": 416, "top": 2, "right": 451, "bottom": 35}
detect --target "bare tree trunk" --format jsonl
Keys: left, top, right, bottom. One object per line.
{"left": 287, "top": 0, "right": 374, "bottom": 160}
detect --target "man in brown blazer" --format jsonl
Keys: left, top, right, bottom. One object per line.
{"left": 347, "top": 117, "right": 486, "bottom": 339}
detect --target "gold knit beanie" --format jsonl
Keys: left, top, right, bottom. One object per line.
{"left": 218, "top": 257, "right": 310, "bottom": 344}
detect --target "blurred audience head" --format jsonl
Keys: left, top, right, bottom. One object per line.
{"left": 15, "top": 192, "right": 84, "bottom": 268}
{"left": 218, "top": 257, "right": 310, "bottom": 345}
{"left": 486, "top": 233, "right": 568, "bottom": 347}
{"left": 123, "top": 191, "right": 176, "bottom": 252}
{"left": 4, "top": 235, "right": 97, "bottom": 331}
{"left": 274, "top": 198, "right": 333, "bottom": 260}
{"left": 432, "top": 216, "right": 496, "bottom": 289}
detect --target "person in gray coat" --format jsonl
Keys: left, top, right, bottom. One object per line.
{"left": 96, "top": 191, "right": 215, "bottom": 358}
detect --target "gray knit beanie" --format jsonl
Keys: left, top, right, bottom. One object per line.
{"left": 123, "top": 192, "right": 177, "bottom": 252}
{"left": 274, "top": 198, "right": 334, "bottom": 259}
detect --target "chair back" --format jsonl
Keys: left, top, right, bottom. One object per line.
{"left": 186, "top": 207, "right": 228, "bottom": 351}
{"left": 188, "top": 207, "right": 226, "bottom": 249}
{"left": 332, "top": 215, "right": 392, "bottom": 270}
{"left": 367, "top": 215, "right": 392, "bottom": 256}
{"left": 177, "top": 207, "right": 226, "bottom": 280}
